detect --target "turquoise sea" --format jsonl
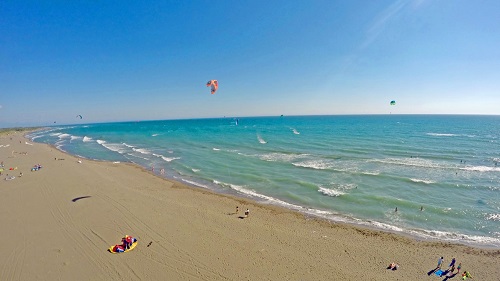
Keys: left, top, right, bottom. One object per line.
{"left": 27, "top": 115, "right": 500, "bottom": 247}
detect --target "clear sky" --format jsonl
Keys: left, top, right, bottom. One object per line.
{"left": 1, "top": 0, "right": 500, "bottom": 127}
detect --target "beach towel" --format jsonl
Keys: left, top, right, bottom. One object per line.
{"left": 434, "top": 269, "right": 445, "bottom": 277}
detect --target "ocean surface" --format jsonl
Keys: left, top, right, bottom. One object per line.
{"left": 27, "top": 115, "right": 500, "bottom": 247}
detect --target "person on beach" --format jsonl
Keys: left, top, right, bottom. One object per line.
{"left": 461, "top": 271, "right": 472, "bottom": 279}
{"left": 235, "top": 206, "right": 239, "bottom": 214}
{"left": 122, "top": 235, "right": 137, "bottom": 250}
{"left": 437, "top": 256, "right": 444, "bottom": 269}
{"left": 448, "top": 257, "right": 456, "bottom": 270}
{"left": 395, "top": 207, "right": 398, "bottom": 212}
{"left": 387, "top": 262, "right": 399, "bottom": 270}
{"left": 112, "top": 244, "right": 125, "bottom": 253}
{"left": 447, "top": 265, "right": 456, "bottom": 277}
{"left": 457, "top": 263, "right": 462, "bottom": 273}
{"left": 244, "top": 209, "right": 249, "bottom": 218}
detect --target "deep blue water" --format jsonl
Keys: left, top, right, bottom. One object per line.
{"left": 28, "top": 115, "right": 500, "bottom": 247}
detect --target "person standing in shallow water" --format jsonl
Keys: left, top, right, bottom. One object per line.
{"left": 244, "top": 209, "right": 249, "bottom": 218}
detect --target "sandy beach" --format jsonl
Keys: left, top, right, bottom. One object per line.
{"left": 0, "top": 130, "right": 498, "bottom": 281}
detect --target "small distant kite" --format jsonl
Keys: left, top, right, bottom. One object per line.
{"left": 390, "top": 100, "right": 396, "bottom": 106}
{"left": 76, "top": 115, "right": 83, "bottom": 119}
{"left": 206, "top": 80, "right": 218, "bottom": 94}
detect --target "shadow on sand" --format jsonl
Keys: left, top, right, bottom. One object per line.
{"left": 72, "top": 196, "right": 92, "bottom": 202}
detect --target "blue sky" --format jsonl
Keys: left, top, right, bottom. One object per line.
{"left": 1, "top": 0, "right": 500, "bottom": 127}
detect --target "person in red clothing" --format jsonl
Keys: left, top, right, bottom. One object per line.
{"left": 113, "top": 244, "right": 125, "bottom": 253}
{"left": 122, "top": 235, "right": 137, "bottom": 250}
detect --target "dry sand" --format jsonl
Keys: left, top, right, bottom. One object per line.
{"left": 0, "top": 131, "right": 498, "bottom": 280}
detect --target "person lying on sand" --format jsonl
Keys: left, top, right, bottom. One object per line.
{"left": 461, "top": 271, "right": 473, "bottom": 280}
{"left": 387, "top": 262, "right": 399, "bottom": 270}
{"left": 121, "top": 235, "right": 137, "bottom": 250}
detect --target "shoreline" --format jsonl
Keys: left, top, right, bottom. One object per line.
{"left": 30, "top": 131, "right": 500, "bottom": 250}
{"left": 21, "top": 133, "right": 500, "bottom": 250}
{"left": 1, "top": 131, "right": 498, "bottom": 280}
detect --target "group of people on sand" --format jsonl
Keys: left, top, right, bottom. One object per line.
{"left": 31, "top": 164, "right": 42, "bottom": 171}
{"left": 434, "top": 256, "right": 472, "bottom": 279}
{"left": 389, "top": 256, "right": 473, "bottom": 280}
{"left": 235, "top": 206, "right": 250, "bottom": 218}
{"left": 1, "top": 161, "right": 22, "bottom": 180}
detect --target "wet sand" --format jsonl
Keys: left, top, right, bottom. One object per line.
{"left": 0, "top": 131, "right": 498, "bottom": 280}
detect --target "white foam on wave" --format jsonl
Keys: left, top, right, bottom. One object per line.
{"left": 96, "top": 140, "right": 131, "bottom": 155}
{"left": 70, "top": 135, "right": 81, "bottom": 141}
{"left": 132, "top": 148, "right": 152, "bottom": 155}
{"left": 426, "top": 133, "right": 456, "bottom": 137}
{"left": 318, "top": 187, "right": 344, "bottom": 197}
{"left": 461, "top": 166, "right": 500, "bottom": 172}
{"left": 50, "top": 133, "right": 62, "bottom": 136}
{"left": 370, "top": 157, "right": 445, "bottom": 170}
{"left": 292, "top": 160, "right": 332, "bottom": 170}
{"left": 213, "top": 148, "right": 220, "bottom": 151}
{"left": 291, "top": 128, "right": 300, "bottom": 135}
{"left": 102, "top": 143, "right": 128, "bottom": 154}
{"left": 213, "top": 180, "right": 302, "bottom": 209}
{"left": 486, "top": 213, "right": 500, "bottom": 221}
{"left": 82, "top": 136, "right": 93, "bottom": 142}
{"left": 182, "top": 179, "right": 211, "bottom": 189}
{"left": 415, "top": 228, "right": 500, "bottom": 247}
{"left": 122, "top": 143, "right": 135, "bottom": 148}
{"left": 259, "top": 153, "right": 306, "bottom": 162}
{"left": 362, "top": 171, "right": 380, "bottom": 176}
{"left": 55, "top": 140, "right": 65, "bottom": 151}
{"left": 257, "top": 134, "right": 267, "bottom": 144}
{"left": 152, "top": 134, "right": 160, "bottom": 137}
{"left": 126, "top": 153, "right": 149, "bottom": 161}
{"left": 58, "top": 134, "right": 71, "bottom": 139}
{"left": 161, "top": 156, "right": 180, "bottom": 162}
{"left": 410, "top": 178, "right": 435, "bottom": 184}
{"left": 192, "top": 169, "right": 200, "bottom": 172}
{"left": 152, "top": 153, "right": 180, "bottom": 162}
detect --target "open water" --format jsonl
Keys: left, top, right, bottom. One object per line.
{"left": 27, "top": 115, "right": 500, "bottom": 247}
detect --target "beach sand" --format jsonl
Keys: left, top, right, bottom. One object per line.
{"left": 1, "top": 131, "right": 498, "bottom": 280}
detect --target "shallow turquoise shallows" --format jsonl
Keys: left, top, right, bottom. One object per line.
{"left": 28, "top": 115, "right": 500, "bottom": 247}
